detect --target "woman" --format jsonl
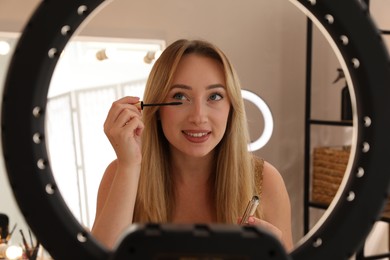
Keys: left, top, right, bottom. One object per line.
{"left": 92, "top": 39, "right": 293, "bottom": 251}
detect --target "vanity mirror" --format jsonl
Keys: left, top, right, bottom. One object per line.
{"left": 1, "top": 0, "right": 390, "bottom": 259}
{"left": 45, "top": 36, "right": 165, "bottom": 228}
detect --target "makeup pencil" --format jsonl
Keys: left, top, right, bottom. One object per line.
{"left": 239, "top": 195, "right": 260, "bottom": 224}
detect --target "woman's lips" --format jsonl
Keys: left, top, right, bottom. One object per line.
{"left": 182, "top": 130, "right": 211, "bottom": 143}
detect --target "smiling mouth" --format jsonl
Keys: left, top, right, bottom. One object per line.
{"left": 182, "top": 131, "right": 210, "bottom": 137}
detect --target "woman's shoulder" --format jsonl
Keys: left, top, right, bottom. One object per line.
{"left": 260, "top": 160, "right": 290, "bottom": 210}
{"left": 251, "top": 155, "right": 287, "bottom": 196}
{"left": 258, "top": 159, "right": 293, "bottom": 250}
{"left": 262, "top": 160, "right": 286, "bottom": 191}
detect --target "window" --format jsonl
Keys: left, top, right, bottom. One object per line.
{"left": 45, "top": 37, "right": 165, "bottom": 228}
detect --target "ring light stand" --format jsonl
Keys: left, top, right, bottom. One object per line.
{"left": 2, "top": 0, "right": 390, "bottom": 259}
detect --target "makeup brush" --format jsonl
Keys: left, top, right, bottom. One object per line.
{"left": 20, "top": 229, "right": 31, "bottom": 258}
{"left": 0, "top": 214, "right": 9, "bottom": 242}
{"left": 135, "top": 101, "right": 182, "bottom": 110}
{"left": 7, "top": 223, "right": 17, "bottom": 241}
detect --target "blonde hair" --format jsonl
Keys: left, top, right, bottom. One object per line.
{"left": 134, "top": 39, "right": 260, "bottom": 223}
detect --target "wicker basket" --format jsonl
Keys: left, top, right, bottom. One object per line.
{"left": 311, "top": 146, "right": 390, "bottom": 219}
{"left": 312, "top": 146, "right": 350, "bottom": 205}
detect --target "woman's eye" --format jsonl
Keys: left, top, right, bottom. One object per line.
{"left": 209, "top": 93, "right": 223, "bottom": 101}
{"left": 173, "top": 93, "right": 186, "bottom": 100}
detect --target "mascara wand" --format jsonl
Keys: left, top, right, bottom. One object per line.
{"left": 135, "top": 101, "right": 182, "bottom": 110}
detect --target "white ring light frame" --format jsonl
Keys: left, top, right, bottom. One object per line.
{"left": 242, "top": 89, "right": 274, "bottom": 151}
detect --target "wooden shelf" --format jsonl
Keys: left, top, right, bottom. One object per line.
{"left": 309, "top": 119, "right": 353, "bottom": 126}
{"left": 303, "top": 1, "right": 390, "bottom": 258}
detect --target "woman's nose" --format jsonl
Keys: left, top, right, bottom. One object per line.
{"left": 187, "top": 99, "right": 208, "bottom": 125}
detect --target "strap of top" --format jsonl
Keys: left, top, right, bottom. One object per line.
{"left": 254, "top": 156, "right": 264, "bottom": 200}
{"left": 253, "top": 156, "right": 264, "bottom": 219}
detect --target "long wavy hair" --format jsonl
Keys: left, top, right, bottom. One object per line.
{"left": 133, "top": 39, "right": 259, "bottom": 223}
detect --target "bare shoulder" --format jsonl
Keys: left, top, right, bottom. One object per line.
{"left": 262, "top": 161, "right": 286, "bottom": 191}
{"left": 261, "top": 161, "right": 290, "bottom": 207}
{"left": 261, "top": 160, "right": 293, "bottom": 251}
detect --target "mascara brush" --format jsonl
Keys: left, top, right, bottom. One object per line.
{"left": 135, "top": 101, "right": 182, "bottom": 110}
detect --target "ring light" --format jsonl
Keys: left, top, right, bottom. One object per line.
{"left": 242, "top": 89, "right": 274, "bottom": 151}
{"left": 1, "top": 0, "right": 390, "bottom": 259}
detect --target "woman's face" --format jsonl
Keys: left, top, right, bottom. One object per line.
{"left": 159, "top": 53, "right": 231, "bottom": 158}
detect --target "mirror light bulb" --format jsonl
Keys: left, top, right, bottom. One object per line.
{"left": 0, "top": 41, "right": 11, "bottom": 55}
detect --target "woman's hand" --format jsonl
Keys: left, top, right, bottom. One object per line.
{"left": 238, "top": 216, "right": 283, "bottom": 247}
{"left": 93, "top": 96, "right": 144, "bottom": 248}
{"left": 245, "top": 216, "right": 282, "bottom": 239}
{"left": 104, "top": 96, "right": 144, "bottom": 167}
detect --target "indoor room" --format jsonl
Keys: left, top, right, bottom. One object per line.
{"left": 0, "top": 0, "right": 390, "bottom": 259}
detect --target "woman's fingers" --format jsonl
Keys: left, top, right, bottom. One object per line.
{"left": 122, "top": 116, "right": 144, "bottom": 137}
{"left": 103, "top": 97, "right": 144, "bottom": 151}
{"left": 107, "top": 112, "right": 144, "bottom": 165}
{"left": 239, "top": 216, "right": 283, "bottom": 241}
{"left": 106, "top": 111, "right": 143, "bottom": 143}
{"left": 102, "top": 96, "right": 145, "bottom": 166}
{"left": 115, "top": 96, "right": 140, "bottom": 105}
{"left": 104, "top": 96, "right": 142, "bottom": 133}
{"left": 117, "top": 108, "right": 141, "bottom": 128}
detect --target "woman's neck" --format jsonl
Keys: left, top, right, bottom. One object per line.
{"left": 169, "top": 149, "right": 217, "bottom": 223}
{"left": 170, "top": 149, "right": 215, "bottom": 186}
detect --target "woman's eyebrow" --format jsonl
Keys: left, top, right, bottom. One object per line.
{"left": 207, "top": 84, "right": 226, "bottom": 90}
{"left": 170, "top": 84, "right": 225, "bottom": 90}
{"left": 170, "top": 84, "right": 192, "bottom": 90}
